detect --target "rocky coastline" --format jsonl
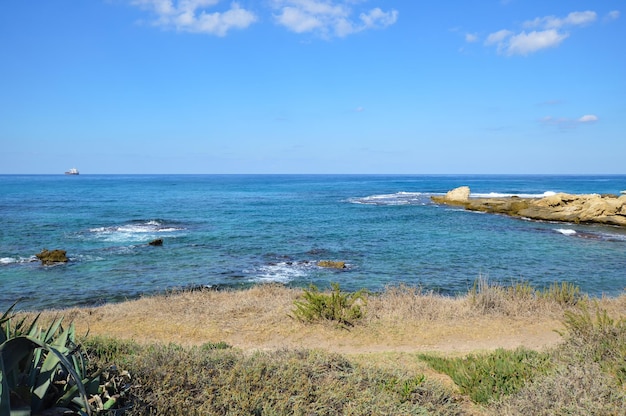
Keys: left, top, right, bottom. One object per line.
{"left": 432, "top": 186, "right": 626, "bottom": 227}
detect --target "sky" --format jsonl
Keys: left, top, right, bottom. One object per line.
{"left": 0, "top": 0, "right": 624, "bottom": 174}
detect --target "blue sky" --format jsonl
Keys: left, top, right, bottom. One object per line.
{"left": 1, "top": 1, "right": 624, "bottom": 174}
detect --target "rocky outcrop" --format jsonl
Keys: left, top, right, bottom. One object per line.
{"left": 148, "top": 239, "right": 163, "bottom": 246}
{"left": 432, "top": 187, "right": 626, "bottom": 227}
{"left": 317, "top": 260, "right": 347, "bottom": 269}
{"left": 36, "top": 249, "right": 69, "bottom": 265}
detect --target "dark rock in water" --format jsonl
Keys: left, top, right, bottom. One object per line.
{"left": 148, "top": 239, "right": 163, "bottom": 246}
{"left": 36, "top": 249, "right": 69, "bottom": 265}
{"left": 317, "top": 260, "right": 347, "bottom": 269}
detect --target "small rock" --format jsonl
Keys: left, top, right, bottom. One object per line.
{"left": 317, "top": 260, "right": 346, "bottom": 269}
{"left": 148, "top": 239, "right": 163, "bottom": 246}
{"left": 36, "top": 249, "right": 69, "bottom": 265}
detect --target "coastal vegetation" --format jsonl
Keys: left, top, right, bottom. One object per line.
{"left": 2, "top": 280, "right": 625, "bottom": 415}
{"left": 290, "top": 282, "right": 367, "bottom": 328}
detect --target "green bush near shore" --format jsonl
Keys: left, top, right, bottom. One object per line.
{"left": 419, "top": 348, "right": 552, "bottom": 404}
{"left": 490, "top": 303, "right": 626, "bottom": 415}
{"left": 291, "top": 282, "right": 367, "bottom": 328}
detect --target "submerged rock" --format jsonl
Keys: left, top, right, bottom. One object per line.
{"left": 148, "top": 238, "right": 164, "bottom": 246}
{"left": 36, "top": 249, "right": 69, "bottom": 265}
{"left": 432, "top": 187, "right": 626, "bottom": 227}
{"left": 317, "top": 260, "right": 347, "bottom": 269}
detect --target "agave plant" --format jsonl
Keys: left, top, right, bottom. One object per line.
{"left": 0, "top": 302, "right": 99, "bottom": 416}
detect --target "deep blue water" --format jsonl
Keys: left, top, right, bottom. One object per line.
{"left": 1, "top": 174, "right": 625, "bottom": 311}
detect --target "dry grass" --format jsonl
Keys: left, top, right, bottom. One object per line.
{"left": 25, "top": 281, "right": 625, "bottom": 355}
{"left": 13, "top": 281, "right": 626, "bottom": 415}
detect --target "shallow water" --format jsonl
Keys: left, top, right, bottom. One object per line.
{"left": 1, "top": 174, "right": 625, "bottom": 310}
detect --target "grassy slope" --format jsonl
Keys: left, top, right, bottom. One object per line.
{"left": 22, "top": 283, "right": 626, "bottom": 415}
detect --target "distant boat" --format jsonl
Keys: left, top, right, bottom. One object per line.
{"left": 65, "top": 168, "right": 79, "bottom": 175}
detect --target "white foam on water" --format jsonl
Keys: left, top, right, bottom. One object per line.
{"left": 0, "top": 256, "right": 37, "bottom": 265}
{"left": 88, "top": 220, "right": 184, "bottom": 243}
{"left": 555, "top": 229, "right": 577, "bottom": 236}
{"left": 348, "top": 192, "right": 425, "bottom": 206}
{"left": 248, "top": 261, "right": 315, "bottom": 283}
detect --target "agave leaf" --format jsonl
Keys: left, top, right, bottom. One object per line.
{"left": 32, "top": 350, "right": 62, "bottom": 411}
{"left": 0, "top": 336, "right": 42, "bottom": 415}
{"left": 24, "top": 338, "right": 91, "bottom": 415}
{"left": 27, "top": 347, "right": 44, "bottom": 387}
{"left": 50, "top": 322, "right": 71, "bottom": 350}
{"left": 0, "top": 336, "right": 39, "bottom": 376}
{"left": 26, "top": 313, "right": 42, "bottom": 338}
{"left": 57, "top": 369, "right": 103, "bottom": 407}
{"left": 42, "top": 316, "right": 63, "bottom": 344}
{"left": 0, "top": 352, "right": 11, "bottom": 416}
{"left": 0, "top": 301, "right": 18, "bottom": 325}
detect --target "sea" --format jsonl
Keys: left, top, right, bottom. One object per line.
{"left": 1, "top": 174, "right": 625, "bottom": 311}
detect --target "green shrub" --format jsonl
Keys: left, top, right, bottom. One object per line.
{"left": 541, "top": 281, "right": 582, "bottom": 306}
{"left": 419, "top": 348, "right": 552, "bottom": 404}
{"left": 291, "top": 282, "right": 367, "bottom": 327}
{"left": 558, "top": 302, "right": 626, "bottom": 385}
{"left": 120, "top": 346, "right": 462, "bottom": 415}
{"left": 83, "top": 335, "right": 142, "bottom": 365}
{"left": 491, "top": 361, "right": 626, "bottom": 415}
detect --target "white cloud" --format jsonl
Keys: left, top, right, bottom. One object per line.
{"left": 272, "top": 1, "right": 398, "bottom": 38}
{"left": 606, "top": 10, "right": 620, "bottom": 21}
{"left": 465, "top": 33, "right": 478, "bottom": 43}
{"left": 130, "top": 0, "right": 397, "bottom": 37}
{"left": 485, "top": 10, "right": 597, "bottom": 56}
{"left": 578, "top": 114, "right": 598, "bottom": 123}
{"left": 276, "top": 6, "right": 324, "bottom": 33}
{"left": 540, "top": 114, "right": 599, "bottom": 127}
{"left": 524, "top": 11, "right": 596, "bottom": 29}
{"left": 485, "top": 29, "right": 512, "bottom": 45}
{"left": 506, "top": 29, "right": 569, "bottom": 56}
{"left": 131, "top": 0, "right": 257, "bottom": 36}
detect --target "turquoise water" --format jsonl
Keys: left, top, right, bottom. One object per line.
{"left": 1, "top": 174, "right": 625, "bottom": 311}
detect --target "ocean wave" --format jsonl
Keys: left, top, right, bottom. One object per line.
{"left": 555, "top": 229, "right": 577, "bottom": 236}
{"left": 247, "top": 261, "right": 315, "bottom": 283}
{"left": 247, "top": 259, "right": 351, "bottom": 284}
{"left": 554, "top": 228, "right": 626, "bottom": 242}
{"left": 87, "top": 220, "right": 185, "bottom": 243}
{"left": 347, "top": 192, "right": 427, "bottom": 206}
{"left": 0, "top": 256, "right": 37, "bottom": 265}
